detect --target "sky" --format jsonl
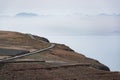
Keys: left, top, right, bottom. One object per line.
{"left": 0, "top": 0, "right": 120, "bottom": 36}
{"left": 0, "top": 0, "right": 120, "bottom": 71}
{"left": 0, "top": 0, "right": 120, "bottom": 15}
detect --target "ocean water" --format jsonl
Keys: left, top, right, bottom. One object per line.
{"left": 46, "top": 35, "right": 120, "bottom": 71}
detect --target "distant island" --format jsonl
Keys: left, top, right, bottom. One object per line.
{"left": 15, "top": 12, "right": 38, "bottom": 17}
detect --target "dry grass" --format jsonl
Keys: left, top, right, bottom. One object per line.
{"left": 0, "top": 62, "right": 120, "bottom": 80}
{"left": 0, "top": 31, "right": 50, "bottom": 51}
{"left": 0, "top": 31, "right": 119, "bottom": 80}
{"left": 0, "top": 56, "right": 10, "bottom": 59}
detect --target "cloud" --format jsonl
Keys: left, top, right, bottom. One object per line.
{"left": 0, "top": 11, "right": 120, "bottom": 36}
{"left": 15, "top": 12, "right": 39, "bottom": 17}
{"left": 0, "top": 15, "right": 10, "bottom": 18}
{"left": 97, "top": 13, "right": 120, "bottom": 16}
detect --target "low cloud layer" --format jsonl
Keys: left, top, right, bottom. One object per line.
{"left": 0, "top": 13, "right": 120, "bottom": 36}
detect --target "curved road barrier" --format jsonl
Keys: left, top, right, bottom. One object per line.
{"left": 0, "top": 34, "right": 55, "bottom": 62}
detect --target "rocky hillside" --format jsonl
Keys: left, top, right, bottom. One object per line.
{"left": 0, "top": 31, "right": 120, "bottom": 80}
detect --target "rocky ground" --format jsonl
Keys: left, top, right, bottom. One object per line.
{"left": 0, "top": 31, "right": 120, "bottom": 80}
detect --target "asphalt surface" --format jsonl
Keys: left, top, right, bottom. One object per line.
{"left": 0, "top": 34, "right": 55, "bottom": 62}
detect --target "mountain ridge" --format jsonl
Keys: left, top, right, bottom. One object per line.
{"left": 0, "top": 31, "right": 119, "bottom": 80}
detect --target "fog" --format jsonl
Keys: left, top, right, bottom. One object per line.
{"left": 0, "top": 15, "right": 120, "bottom": 36}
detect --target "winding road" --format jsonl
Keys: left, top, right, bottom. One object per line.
{"left": 0, "top": 34, "right": 55, "bottom": 62}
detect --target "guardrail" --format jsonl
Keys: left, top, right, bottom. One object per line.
{"left": 0, "top": 34, "right": 55, "bottom": 62}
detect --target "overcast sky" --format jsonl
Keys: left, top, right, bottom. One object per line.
{"left": 0, "top": 0, "right": 120, "bottom": 15}
{"left": 0, "top": 0, "right": 120, "bottom": 36}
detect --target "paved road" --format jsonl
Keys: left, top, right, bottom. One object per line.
{"left": 0, "top": 34, "right": 55, "bottom": 62}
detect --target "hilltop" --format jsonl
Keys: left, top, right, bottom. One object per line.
{"left": 0, "top": 31, "right": 120, "bottom": 80}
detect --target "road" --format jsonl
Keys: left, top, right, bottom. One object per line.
{"left": 0, "top": 34, "right": 55, "bottom": 62}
